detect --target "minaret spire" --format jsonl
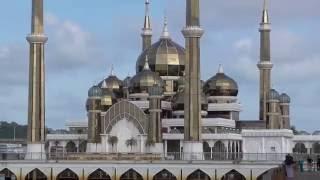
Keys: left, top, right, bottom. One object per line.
{"left": 143, "top": 55, "right": 151, "bottom": 70}
{"left": 26, "top": 0, "right": 47, "bottom": 146}
{"left": 160, "top": 15, "right": 170, "bottom": 39}
{"left": 141, "top": 0, "right": 152, "bottom": 51}
{"left": 257, "top": 0, "right": 273, "bottom": 123}
{"left": 262, "top": 0, "right": 269, "bottom": 24}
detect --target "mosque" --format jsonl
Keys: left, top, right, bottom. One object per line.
{"left": 1, "top": 0, "right": 320, "bottom": 180}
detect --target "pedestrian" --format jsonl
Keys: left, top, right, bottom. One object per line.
{"left": 317, "top": 156, "right": 320, "bottom": 171}
{"left": 307, "top": 156, "right": 313, "bottom": 172}
{"left": 284, "top": 154, "right": 295, "bottom": 180}
{"left": 298, "top": 159, "right": 304, "bottom": 172}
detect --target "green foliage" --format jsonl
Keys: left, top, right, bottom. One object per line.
{"left": 0, "top": 121, "right": 27, "bottom": 139}
{"left": 108, "top": 136, "right": 118, "bottom": 146}
{"left": 126, "top": 137, "right": 137, "bottom": 152}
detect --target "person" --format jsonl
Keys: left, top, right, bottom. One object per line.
{"left": 298, "top": 159, "right": 304, "bottom": 172}
{"left": 284, "top": 154, "right": 295, "bottom": 180}
{"left": 317, "top": 156, "right": 320, "bottom": 171}
{"left": 307, "top": 156, "right": 313, "bottom": 172}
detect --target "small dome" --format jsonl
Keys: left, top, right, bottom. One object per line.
{"left": 267, "top": 89, "right": 280, "bottom": 100}
{"left": 98, "top": 69, "right": 123, "bottom": 98}
{"left": 203, "top": 65, "right": 238, "bottom": 96}
{"left": 279, "top": 93, "right": 290, "bottom": 103}
{"left": 88, "top": 85, "right": 102, "bottom": 97}
{"left": 172, "top": 89, "right": 208, "bottom": 111}
{"left": 136, "top": 18, "right": 185, "bottom": 76}
{"left": 123, "top": 76, "right": 131, "bottom": 88}
{"left": 130, "top": 57, "right": 164, "bottom": 94}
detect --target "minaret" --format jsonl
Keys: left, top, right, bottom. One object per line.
{"left": 257, "top": 0, "right": 273, "bottom": 122}
{"left": 182, "top": 0, "right": 204, "bottom": 159}
{"left": 26, "top": 0, "right": 48, "bottom": 159}
{"left": 141, "top": 0, "right": 152, "bottom": 51}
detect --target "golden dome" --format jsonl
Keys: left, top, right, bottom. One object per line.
{"left": 130, "top": 57, "right": 164, "bottom": 94}
{"left": 136, "top": 29, "right": 185, "bottom": 76}
{"left": 99, "top": 72, "right": 123, "bottom": 98}
{"left": 101, "top": 88, "right": 116, "bottom": 107}
{"left": 204, "top": 65, "right": 238, "bottom": 97}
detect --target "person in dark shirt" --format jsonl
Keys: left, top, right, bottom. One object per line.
{"left": 307, "top": 156, "right": 313, "bottom": 172}
{"left": 317, "top": 156, "right": 320, "bottom": 171}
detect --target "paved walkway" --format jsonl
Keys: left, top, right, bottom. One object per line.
{"left": 296, "top": 171, "right": 320, "bottom": 179}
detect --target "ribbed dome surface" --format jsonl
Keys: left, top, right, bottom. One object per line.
{"left": 88, "top": 85, "right": 102, "bottom": 97}
{"left": 279, "top": 93, "right": 290, "bottom": 103}
{"left": 204, "top": 67, "right": 238, "bottom": 97}
{"left": 99, "top": 75, "right": 123, "bottom": 98}
{"left": 130, "top": 60, "right": 164, "bottom": 94}
{"left": 136, "top": 38, "right": 185, "bottom": 76}
{"left": 267, "top": 89, "right": 280, "bottom": 100}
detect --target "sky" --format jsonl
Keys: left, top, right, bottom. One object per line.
{"left": 0, "top": 0, "right": 319, "bottom": 132}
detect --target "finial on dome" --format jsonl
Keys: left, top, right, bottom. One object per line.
{"left": 143, "top": 55, "right": 151, "bottom": 70}
{"left": 110, "top": 64, "right": 115, "bottom": 76}
{"left": 261, "top": 0, "right": 270, "bottom": 24}
{"left": 143, "top": 0, "right": 152, "bottom": 30}
{"left": 161, "top": 14, "right": 170, "bottom": 39}
{"left": 218, "top": 64, "right": 224, "bottom": 74}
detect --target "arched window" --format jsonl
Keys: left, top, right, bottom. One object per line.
{"left": 0, "top": 168, "right": 17, "bottom": 180}
{"left": 25, "top": 169, "right": 47, "bottom": 180}
{"left": 186, "top": 170, "right": 210, "bottom": 180}
{"left": 203, "top": 141, "right": 211, "bottom": 160}
{"left": 212, "top": 141, "right": 226, "bottom": 160}
{"left": 293, "top": 143, "right": 307, "bottom": 154}
{"left": 153, "top": 169, "right": 176, "bottom": 180}
{"left": 120, "top": 169, "right": 143, "bottom": 180}
{"left": 79, "top": 140, "right": 87, "bottom": 152}
{"left": 88, "top": 169, "right": 111, "bottom": 180}
{"left": 66, "top": 141, "right": 77, "bottom": 153}
{"left": 56, "top": 168, "right": 79, "bottom": 180}
{"left": 221, "top": 170, "right": 246, "bottom": 180}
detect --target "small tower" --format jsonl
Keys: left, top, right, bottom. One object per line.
{"left": 279, "top": 93, "right": 291, "bottom": 129}
{"left": 148, "top": 84, "right": 163, "bottom": 147}
{"left": 141, "top": 0, "right": 152, "bottom": 51}
{"left": 258, "top": 0, "right": 273, "bottom": 122}
{"left": 86, "top": 85, "right": 102, "bottom": 151}
{"left": 266, "top": 89, "right": 281, "bottom": 129}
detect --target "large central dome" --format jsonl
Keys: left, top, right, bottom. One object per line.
{"left": 136, "top": 19, "right": 185, "bottom": 77}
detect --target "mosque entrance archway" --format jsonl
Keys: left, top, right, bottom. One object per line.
{"left": 88, "top": 169, "right": 111, "bottom": 180}
{"left": 120, "top": 169, "right": 143, "bottom": 180}
{"left": 56, "top": 168, "right": 79, "bottom": 180}
{"left": 0, "top": 168, "right": 17, "bottom": 180}
{"left": 293, "top": 143, "right": 307, "bottom": 154}
{"left": 25, "top": 169, "right": 47, "bottom": 180}
{"left": 186, "top": 169, "right": 210, "bottom": 180}
{"left": 221, "top": 170, "right": 246, "bottom": 180}
{"left": 153, "top": 169, "right": 177, "bottom": 180}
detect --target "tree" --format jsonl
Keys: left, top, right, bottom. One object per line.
{"left": 108, "top": 136, "right": 118, "bottom": 152}
{"left": 126, "top": 137, "right": 137, "bottom": 152}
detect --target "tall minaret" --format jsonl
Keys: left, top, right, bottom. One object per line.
{"left": 141, "top": 0, "right": 152, "bottom": 51}
{"left": 27, "top": 0, "right": 47, "bottom": 144}
{"left": 257, "top": 0, "right": 273, "bottom": 122}
{"left": 182, "top": 0, "right": 204, "bottom": 158}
